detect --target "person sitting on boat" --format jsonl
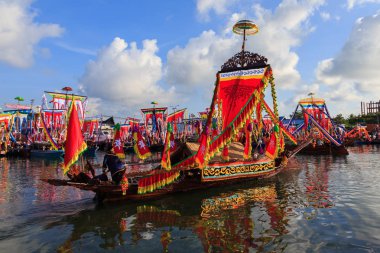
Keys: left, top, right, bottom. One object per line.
{"left": 102, "top": 149, "right": 126, "bottom": 184}
{"left": 67, "top": 160, "right": 108, "bottom": 184}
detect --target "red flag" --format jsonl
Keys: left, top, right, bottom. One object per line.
{"left": 133, "top": 130, "right": 151, "bottom": 160}
{"left": 113, "top": 125, "right": 125, "bottom": 159}
{"left": 63, "top": 102, "right": 87, "bottom": 174}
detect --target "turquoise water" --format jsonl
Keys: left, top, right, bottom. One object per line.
{"left": 0, "top": 146, "right": 379, "bottom": 252}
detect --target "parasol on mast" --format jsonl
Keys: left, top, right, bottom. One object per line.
{"left": 14, "top": 96, "right": 24, "bottom": 104}
{"left": 62, "top": 86, "right": 73, "bottom": 109}
{"left": 233, "top": 19, "right": 259, "bottom": 52}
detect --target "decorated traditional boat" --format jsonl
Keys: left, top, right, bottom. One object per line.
{"left": 43, "top": 20, "right": 303, "bottom": 203}
{"left": 285, "top": 96, "right": 349, "bottom": 155}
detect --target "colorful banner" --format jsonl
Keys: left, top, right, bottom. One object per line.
{"left": 82, "top": 119, "right": 99, "bottom": 137}
{"left": 133, "top": 130, "right": 151, "bottom": 160}
{"left": 141, "top": 107, "right": 167, "bottom": 126}
{"left": 45, "top": 92, "right": 87, "bottom": 119}
{"left": 63, "top": 102, "right": 87, "bottom": 174}
{"left": 167, "top": 109, "right": 186, "bottom": 123}
{"left": 42, "top": 110, "right": 65, "bottom": 129}
{"left": 265, "top": 131, "right": 278, "bottom": 159}
{"left": 113, "top": 124, "right": 125, "bottom": 159}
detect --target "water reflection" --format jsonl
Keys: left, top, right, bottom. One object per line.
{"left": 47, "top": 180, "right": 297, "bottom": 252}
{"left": 1, "top": 149, "right": 380, "bottom": 252}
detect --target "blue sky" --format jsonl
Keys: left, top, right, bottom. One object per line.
{"left": 1, "top": 0, "right": 380, "bottom": 118}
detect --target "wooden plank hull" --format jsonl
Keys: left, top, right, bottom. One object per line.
{"left": 42, "top": 157, "right": 286, "bottom": 203}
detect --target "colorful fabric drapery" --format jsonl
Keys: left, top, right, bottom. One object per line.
{"left": 206, "top": 67, "right": 271, "bottom": 161}
{"left": 195, "top": 132, "right": 209, "bottom": 168}
{"left": 137, "top": 171, "right": 180, "bottom": 194}
{"left": 244, "top": 120, "right": 252, "bottom": 159}
{"left": 265, "top": 131, "right": 278, "bottom": 159}
{"left": 222, "top": 146, "right": 229, "bottom": 161}
{"left": 63, "top": 102, "right": 87, "bottom": 174}
{"left": 133, "top": 130, "right": 151, "bottom": 160}
{"left": 40, "top": 114, "right": 60, "bottom": 150}
{"left": 113, "top": 124, "right": 125, "bottom": 159}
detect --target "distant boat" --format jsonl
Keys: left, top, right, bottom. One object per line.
{"left": 30, "top": 149, "right": 64, "bottom": 159}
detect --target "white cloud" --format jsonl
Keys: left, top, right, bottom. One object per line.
{"left": 196, "top": 0, "right": 236, "bottom": 20}
{"left": 0, "top": 0, "right": 63, "bottom": 68}
{"left": 320, "top": 11, "right": 331, "bottom": 21}
{"left": 165, "top": 30, "right": 239, "bottom": 88}
{"left": 167, "top": 0, "right": 325, "bottom": 93}
{"left": 56, "top": 42, "right": 96, "bottom": 56}
{"left": 347, "top": 0, "right": 380, "bottom": 10}
{"left": 315, "top": 12, "right": 380, "bottom": 115}
{"left": 79, "top": 37, "right": 178, "bottom": 115}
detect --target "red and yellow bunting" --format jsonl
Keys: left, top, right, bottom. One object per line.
{"left": 137, "top": 171, "right": 180, "bottom": 194}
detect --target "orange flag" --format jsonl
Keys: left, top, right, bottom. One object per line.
{"left": 63, "top": 102, "right": 87, "bottom": 174}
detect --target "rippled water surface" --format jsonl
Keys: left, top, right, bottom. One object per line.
{"left": 0, "top": 146, "right": 380, "bottom": 252}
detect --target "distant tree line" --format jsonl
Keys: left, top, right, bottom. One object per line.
{"left": 288, "top": 111, "right": 380, "bottom": 128}
{"left": 333, "top": 113, "right": 380, "bottom": 127}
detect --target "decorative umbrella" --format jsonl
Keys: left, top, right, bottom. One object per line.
{"left": 233, "top": 19, "right": 259, "bottom": 51}
{"left": 14, "top": 96, "right": 24, "bottom": 102}
{"left": 62, "top": 86, "right": 73, "bottom": 92}
{"left": 62, "top": 86, "right": 73, "bottom": 108}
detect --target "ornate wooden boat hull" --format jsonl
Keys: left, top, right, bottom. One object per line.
{"left": 42, "top": 156, "right": 287, "bottom": 203}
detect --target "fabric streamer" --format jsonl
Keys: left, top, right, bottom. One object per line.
{"left": 137, "top": 171, "right": 180, "bottom": 194}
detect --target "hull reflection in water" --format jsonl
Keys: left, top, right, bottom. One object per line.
{"left": 48, "top": 181, "right": 294, "bottom": 252}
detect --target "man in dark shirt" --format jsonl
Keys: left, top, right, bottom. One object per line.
{"left": 102, "top": 149, "right": 125, "bottom": 184}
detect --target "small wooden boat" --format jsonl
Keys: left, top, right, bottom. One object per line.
{"left": 286, "top": 142, "right": 348, "bottom": 155}
{"left": 30, "top": 149, "right": 64, "bottom": 159}
{"left": 42, "top": 142, "right": 289, "bottom": 202}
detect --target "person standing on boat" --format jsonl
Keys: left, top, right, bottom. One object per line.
{"left": 102, "top": 149, "right": 125, "bottom": 184}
